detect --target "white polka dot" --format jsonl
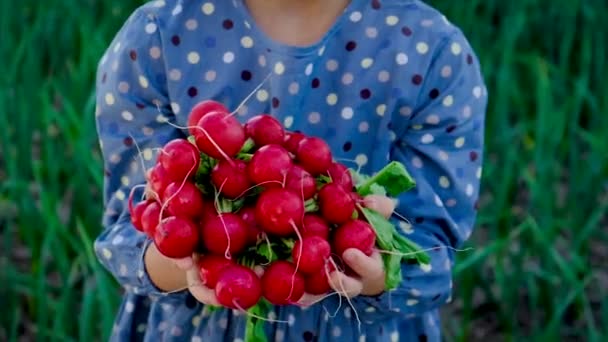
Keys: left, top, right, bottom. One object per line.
{"left": 105, "top": 93, "right": 115, "bottom": 105}
{"left": 305, "top": 63, "right": 314, "bottom": 75}
{"left": 158, "top": 321, "right": 170, "bottom": 332}
{"left": 376, "top": 104, "right": 386, "bottom": 116}
{"left": 378, "top": 70, "right": 390, "bottom": 82}
{"left": 218, "top": 317, "right": 228, "bottom": 329}
{"left": 119, "top": 264, "right": 128, "bottom": 276}
{"left": 443, "top": 95, "right": 454, "bottom": 107}
{"left": 327, "top": 93, "right": 338, "bottom": 106}
{"left": 386, "top": 15, "right": 400, "bottom": 26}
{"left": 201, "top": 2, "right": 214, "bottom": 15}
{"left": 477, "top": 167, "right": 483, "bottom": 179}
{"left": 241, "top": 36, "right": 254, "bottom": 48}
{"left": 416, "top": 42, "right": 429, "bottom": 54}
{"left": 350, "top": 11, "right": 362, "bottom": 22}
{"left": 274, "top": 62, "right": 285, "bottom": 75}
{"left": 445, "top": 259, "right": 451, "bottom": 271}
{"left": 171, "top": 326, "right": 182, "bottom": 336}
{"left": 358, "top": 121, "right": 369, "bottom": 133}
{"left": 116, "top": 190, "right": 126, "bottom": 201}
{"left": 326, "top": 59, "right": 339, "bottom": 71}
{"left": 421, "top": 133, "right": 434, "bottom": 144}
{"left": 205, "top": 70, "right": 216, "bottom": 82}
{"left": 149, "top": 46, "right": 161, "bottom": 59}
{"left": 439, "top": 176, "right": 450, "bottom": 188}
{"left": 191, "top": 315, "right": 202, "bottom": 327}
{"left": 139, "top": 76, "right": 149, "bottom": 88}
{"left": 187, "top": 52, "right": 200, "bottom": 64}
{"left": 256, "top": 89, "right": 269, "bottom": 102}
{"left": 420, "top": 263, "right": 433, "bottom": 273}
{"left": 125, "top": 300, "right": 135, "bottom": 313}
{"left": 434, "top": 194, "right": 444, "bottom": 207}
{"left": 421, "top": 19, "right": 434, "bottom": 27}
{"left": 283, "top": 116, "right": 294, "bottom": 128}
{"left": 454, "top": 137, "right": 465, "bottom": 148}
{"left": 118, "top": 82, "right": 130, "bottom": 93}
{"left": 156, "top": 114, "right": 168, "bottom": 124}
{"left": 258, "top": 55, "right": 266, "bottom": 67}
{"left": 366, "top": 27, "right": 378, "bottom": 38}
{"left": 142, "top": 126, "right": 154, "bottom": 136}
{"left": 342, "top": 72, "right": 354, "bottom": 85}
{"left": 332, "top": 326, "right": 342, "bottom": 337}
{"left": 274, "top": 330, "right": 285, "bottom": 342}
{"left": 113, "top": 41, "right": 121, "bottom": 53}
{"left": 406, "top": 299, "right": 419, "bottom": 306}
{"left": 287, "top": 314, "right": 295, "bottom": 326}
{"left": 355, "top": 154, "right": 368, "bottom": 167}
{"left": 267, "top": 311, "right": 277, "bottom": 321}
{"left": 102, "top": 248, "right": 112, "bottom": 259}
{"left": 438, "top": 150, "right": 449, "bottom": 161}
{"left": 185, "top": 19, "right": 198, "bottom": 30}
{"left": 152, "top": 0, "right": 166, "bottom": 8}
{"left": 171, "top": 4, "right": 182, "bottom": 15}
{"left": 399, "top": 106, "right": 412, "bottom": 116}
{"left": 318, "top": 45, "right": 326, "bottom": 56}
{"left": 441, "top": 65, "right": 452, "bottom": 78}
{"left": 473, "top": 86, "right": 482, "bottom": 98}
{"left": 145, "top": 23, "right": 157, "bottom": 34}
{"left": 426, "top": 114, "right": 440, "bottom": 124}
{"left": 288, "top": 82, "right": 299, "bottom": 95}
{"left": 390, "top": 331, "right": 400, "bottom": 342}
{"left": 109, "top": 154, "right": 121, "bottom": 164}
{"left": 234, "top": 339, "right": 243, "bottom": 342}
{"left": 121, "top": 111, "right": 133, "bottom": 121}
{"left": 171, "top": 102, "right": 180, "bottom": 114}
{"left": 463, "top": 105, "right": 472, "bottom": 118}
{"left": 399, "top": 221, "right": 413, "bottom": 234}
{"left": 143, "top": 148, "right": 153, "bottom": 160}
{"left": 112, "top": 235, "right": 124, "bottom": 245}
{"left": 410, "top": 288, "right": 421, "bottom": 297}
{"left": 137, "top": 324, "right": 147, "bottom": 333}
{"left": 308, "top": 112, "right": 321, "bottom": 124}
{"left": 223, "top": 52, "right": 235, "bottom": 64}
{"left": 365, "top": 306, "right": 376, "bottom": 313}
{"left": 361, "top": 58, "right": 374, "bottom": 69}
{"left": 396, "top": 52, "right": 408, "bottom": 65}
{"left": 169, "top": 69, "right": 181, "bottom": 81}
{"left": 344, "top": 307, "right": 352, "bottom": 319}
{"left": 359, "top": 336, "right": 367, "bottom": 342}
{"left": 466, "top": 184, "right": 474, "bottom": 197}
{"left": 451, "top": 42, "right": 462, "bottom": 55}
{"left": 446, "top": 198, "right": 457, "bottom": 207}
{"left": 341, "top": 107, "right": 354, "bottom": 120}
{"left": 412, "top": 156, "right": 423, "bottom": 168}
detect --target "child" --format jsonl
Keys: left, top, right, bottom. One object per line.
{"left": 94, "top": 0, "right": 487, "bottom": 341}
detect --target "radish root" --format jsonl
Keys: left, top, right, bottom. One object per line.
{"left": 228, "top": 71, "right": 272, "bottom": 118}
{"left": 288, "top": 220, "right": 304, "bottom": 301}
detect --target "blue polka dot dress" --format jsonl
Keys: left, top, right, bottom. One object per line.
{"left": 94, "top": 0, "right": 488, "bottom": 341}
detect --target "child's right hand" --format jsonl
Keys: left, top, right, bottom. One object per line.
{"left": 172, "top": 254, "right": 221, "bottom": 306}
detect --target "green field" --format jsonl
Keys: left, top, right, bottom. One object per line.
{"left": 1, "top": 0, "right": 607, "bottom": 341}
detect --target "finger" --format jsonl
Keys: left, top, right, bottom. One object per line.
{"left": 186, "top": 266, "right": 220, "bottom": 306}
{"left": 363, "top": 195, "right": 395, "bottom": 218}
{"left": 328, "top": 271, "right": 363, "bottom": 298}
{"left": 173, "top": 256, "right": 194, "bottom": 271}
{"left": 297, "top": 293, "right": 327, "bottom": 307}
{"left": 343, "top": 248, "right": 384, "bottom": 280}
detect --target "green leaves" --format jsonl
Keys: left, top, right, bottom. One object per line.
{"left": 355, "top": 161, "right": 416, "bottom": 197}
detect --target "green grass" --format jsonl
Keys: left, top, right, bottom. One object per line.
{"left": 1, "top": 0, "right": 607, "bottom": 341}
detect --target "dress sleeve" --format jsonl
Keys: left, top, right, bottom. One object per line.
{"left": 93, "top": 7, "right": 186, "bottom": 298}
{"left": 354, "top": 29, "right": 488, "bottom": 322}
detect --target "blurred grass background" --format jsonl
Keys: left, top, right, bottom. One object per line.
{"left": 1, "top": 0, "right": 607, "bottom": 341}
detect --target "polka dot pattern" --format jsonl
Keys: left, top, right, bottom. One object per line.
{"left": 95, "top": 1, "right": 487, "bottom": 341}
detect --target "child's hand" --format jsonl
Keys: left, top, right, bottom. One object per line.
{"left": 172, "top": 254, "right": 221, "bottom": 306}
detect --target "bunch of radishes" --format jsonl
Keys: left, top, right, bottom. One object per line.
{"left": 128, "top": 99, "right": 428, "bottom": 314}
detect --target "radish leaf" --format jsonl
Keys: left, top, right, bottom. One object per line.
{"left": 356, "top": 161, "right": 415, "bottom": 197}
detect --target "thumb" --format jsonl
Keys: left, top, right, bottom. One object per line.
{"left": 363, "top": 195, "right": 396, "bottom": 218}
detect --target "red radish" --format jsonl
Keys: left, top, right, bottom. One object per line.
{"left": 247, "top": 144, "right": 292, "bottom": 186}
{"left": 154, "top": 216, "right": 199, "bottom": 258}
{"left": 188, "top": 100, "right": 229, "bottom": 135}
{"left": 261, "top": 261, "right": 305, "bottom": 305}
{"left": 301, "top": 214, "right": 330, "bottom": 240}
{"left": 283, "top": 131, "right": 306, "bottom": 154}
{"left": 318, "top": 183, "right": 355, "bottom": 224}
{"left": 147, "top": 164, "right": 170, "bottom": 201}
{"left": 215, "top": 265, "right": 262, "bottom": 310}
{"left": 292, "top": 236, "right": 331, "bottom": 274}
{"left": 304, "top": 264, "right": 334, "bottom": 295}
{"left": 198, "top": 255, "right": 234, "bottom": 288}
{"left": 255, "top": 188, "right": 304, "bottom": 236}
{"left": 210, "top": 159, "right": 251, "bottom": 199}
{"left": 284, "top": 165, "right": 316, "bottom": 200}
{"left": 326, "top": 162, "right": 354, "bottom": 190}
{"left": 163, "top": 182, "right": 204, "bottom": 218}
{"left": 296, "top": 137, "right": 333, "bottom": 176}
{"left": 130, "top": 200, "right": 149, "bottom": 232}
{"left": 158, "top": 139, "right": 200, "bottom": 182}
{"left": 141, "top": 201, "right": 163, "bottom": 237}
{"left": 239, "top": 206, "right": 261, "bottom": 245}
{"left": 194, "top": 111, "right": 246, "bottom": 160}
{"left": 245, "top": 114, "right": 285, "bottom": 146}
{"left": 332, "top": 219, "right": 376, "bottom": 257}
{"left": 200, "top": 199, "right": 219, "bottom": 222}
{"left": 201, "top": 213, "right": 249, "bottom": 255}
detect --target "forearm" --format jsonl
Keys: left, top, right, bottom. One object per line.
{"left": 144, "top": 242, "right": 189, "bottom": 292}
